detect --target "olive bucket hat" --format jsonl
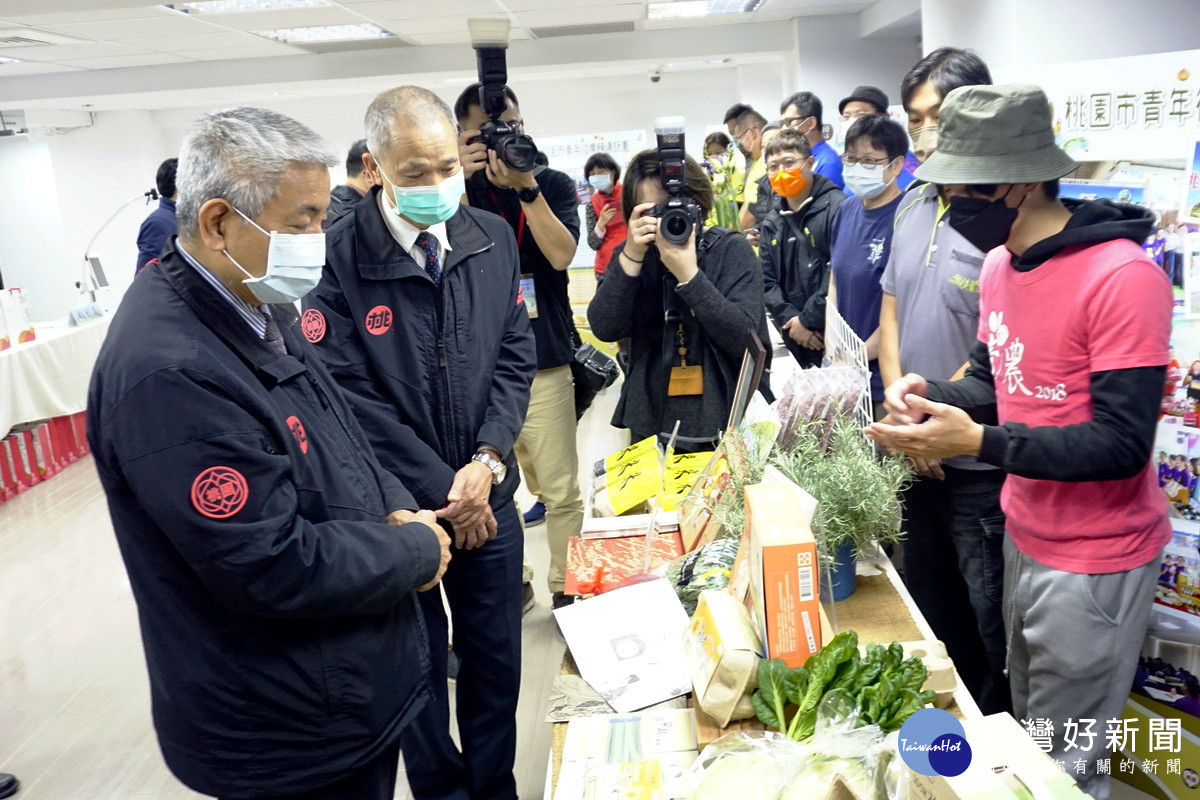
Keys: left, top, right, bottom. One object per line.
{"left": 914, "top": 83, "right": 1077, "bottom": 185}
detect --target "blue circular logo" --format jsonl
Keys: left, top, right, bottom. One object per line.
{"left": 898, "top": 709, "right": 972, "bottom": 777}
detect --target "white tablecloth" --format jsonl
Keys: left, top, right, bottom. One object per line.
{"left": 0, "top": 317, "right": 112, "bottom": 438}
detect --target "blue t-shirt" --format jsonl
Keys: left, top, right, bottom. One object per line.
{"left": 812, "top": 139, "right": 845, "bottom": 191}
{"left": 830, "top": 192, "right": 903, "bottom": 401}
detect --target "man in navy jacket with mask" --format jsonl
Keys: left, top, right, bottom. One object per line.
{"left": 304, "top": 86, "right": 536, "bottom": 800}
{"left": 88, "top": 106, "right": 452, "bottom": 800}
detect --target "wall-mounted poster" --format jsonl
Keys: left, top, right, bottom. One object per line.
{"left": 1059, "top": 178, "right": 1147, "bottom": 204}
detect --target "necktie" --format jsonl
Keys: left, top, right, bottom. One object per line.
{"left": 415, "top": 231, "right": 442, "bottom": 286}
{"left": 263, "top": 312, "right": 287, "bottom": 356}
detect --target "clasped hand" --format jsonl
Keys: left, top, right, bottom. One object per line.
{"left": 863, "top": 373, "right": 985, "bottom": 468}
{"left": 436, "top": 461, "right": 498, "bottom": 551}
{"left": 387, "top": 509, "right": 451, "bottom": 591}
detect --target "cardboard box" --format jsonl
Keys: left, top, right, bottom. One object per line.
{"left": 685, "top": 590, "right": 763, "bottom": 727}
{"left": 556, "top": 708, "right": 698, "bottom": 800}
{"left": 907, "top": 713, "right": 1089, "bottom": 800}
{"left": 689, "top": 698, "right": 767, "bottom": 751}
{"left": 744, "top": 481, "right": 822, "bottom": 667}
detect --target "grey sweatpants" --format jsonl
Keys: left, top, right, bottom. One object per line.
{"left": 1003, "top": 535, "right": 1160, "bottom": 800}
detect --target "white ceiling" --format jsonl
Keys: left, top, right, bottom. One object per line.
{"left": 0, "top": 0, "right": 921, "bottom": 111}
{"left": 0, "top": 0, "right": 872, "bottom": 72}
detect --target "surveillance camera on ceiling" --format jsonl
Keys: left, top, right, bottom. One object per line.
{"left": 649, "top": 68, "right": 662, "bottom": 83}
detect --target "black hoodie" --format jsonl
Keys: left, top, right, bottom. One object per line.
{"left": 759, "top": 173, "right": 847, "bottom": 362}
{"left": 926, "top": 199, "right": 1168, "bottom": 483}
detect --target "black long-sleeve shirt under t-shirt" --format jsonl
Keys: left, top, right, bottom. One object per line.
{"left": 925, "top": 199, "right": 1166, "bottom": 484}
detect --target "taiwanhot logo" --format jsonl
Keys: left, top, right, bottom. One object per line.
{"left": 898, "top": 708, "right": 972, "bottom": 777}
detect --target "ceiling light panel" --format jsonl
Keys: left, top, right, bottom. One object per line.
{"left": 168, "top": 0, "right": 332, "bottom": 13}
{"left": 253, "top": 23, "right": 395, "bottom": 42}
{"left": 0, "top": 56, "right": 22, "bottom": 64}
{"left": 646, "top": 0, "right": 764, "bottom": 18}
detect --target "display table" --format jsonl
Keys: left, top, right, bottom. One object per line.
{"left": 544, "top": 547, "right": 981, "bottom": 798}
{"left": 0, "top": 318, "right": 111, "bottom": 438}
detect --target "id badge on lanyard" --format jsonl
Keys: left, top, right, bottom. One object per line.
{"left": 520, "top": 274, "right": 538, "bottom": 318}
{"left": 494, "top": 193, "right": 538, "bottom": 319}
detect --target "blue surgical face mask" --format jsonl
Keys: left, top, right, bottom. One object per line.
{"left": 589, "top": 174, "right": 614, "bottom": 193}
{"left": 377, "top": 162, "right": 464, "bottom": 226}
{"left": 842, "top": 160, "right": 895, "bottom": 200}
{"left": 225, "top": 206, "right": 325, "bottom": 304}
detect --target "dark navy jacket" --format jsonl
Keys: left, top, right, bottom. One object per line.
{"left": 135, "top": 197, "right": 177, "bottom": 273}
{"left": 303, "top": 186, "right": 536, "bottom": 511}
{"left": 88, "top": 242, "right": 441, "bottom": 798}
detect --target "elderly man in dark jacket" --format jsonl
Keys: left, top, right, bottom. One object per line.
{"left": 303, "top": 85, "right": 536, "bottom": 800}
{"left": 88, "top": 106, "right": 451, "bottom": 800}
{"left": 758, "top": 128, "right": 846, "bottom": 368}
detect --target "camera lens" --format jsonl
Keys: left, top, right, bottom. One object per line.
{"left": 661, "top": 209, "right": 691, "bottom": 244}
{"left": 499, "top": 135, "right": 538, "bottom": 172}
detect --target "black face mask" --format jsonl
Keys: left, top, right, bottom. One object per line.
{"left": 947, "top": 193, "right": 1020, "bottom": 253}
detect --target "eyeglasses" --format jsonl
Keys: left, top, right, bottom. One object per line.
{"left": 766, "top": 158, "right": 806, "bottom": 175}
{"left": 840, "top": 110, "right": 872, "bottom": 122}
{"left": 781, "top": 116, "right": 809, "bottom": 130}
{"left": 841, "top": 154, "right": 895, "bottom": 170}
{"left": 735, "top": 128, "right": 759, "bottom": 144}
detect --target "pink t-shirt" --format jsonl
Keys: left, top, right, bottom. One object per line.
{"left": 978, "top": 238, "right": 1173, "bottom": 573}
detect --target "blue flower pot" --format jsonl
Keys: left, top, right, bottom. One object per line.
{"left": 822, "top": 541, "right": 857, "bottom": 602}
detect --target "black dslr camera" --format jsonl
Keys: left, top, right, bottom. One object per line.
{"left": 469, "top": 20, "right": 538, "bottom": 173}
{"left": 648, "top": 116, "right": 701, "bottom": 245}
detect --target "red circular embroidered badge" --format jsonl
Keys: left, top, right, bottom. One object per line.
{"left": 190, "top": 466, "right": 249, "bottom": 519}
{"left": 301, "top": 309, "right": 327, "bottom": 343}
{"left": 364, "top": 305, "right": 393, "bottom": 336}
{"left": 286, "top": 415, "right": 309, "bottom": 454}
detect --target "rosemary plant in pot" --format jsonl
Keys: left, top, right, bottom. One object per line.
{"left": 771, "top": 417, "right": 911, "bottom": 601}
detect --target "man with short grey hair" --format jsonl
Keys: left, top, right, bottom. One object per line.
{"left": 305, "top": 85, "right": 535, "bottom": 800}
{"left": 88, "top": 106, "right": 450, "bottom": 800}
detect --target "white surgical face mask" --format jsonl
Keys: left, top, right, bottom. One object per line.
{"left": 225, "top": 206, "right": 325, "bottom": 304}
{"left": 589, "top": 174, "right": 614, "bottom": 193}
{"left": 842, "top": 161, "right": 894, "bottom": 200}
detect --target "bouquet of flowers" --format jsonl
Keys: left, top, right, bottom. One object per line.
{"left": 702, "top": 144, "right": 744, "bottom": 232}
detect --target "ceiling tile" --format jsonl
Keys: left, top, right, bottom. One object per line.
{"left": 0, "top": 41, "right": 143, "bottom": 60}
{"left": 500, "top": 0, "right": 617, "bottom": 9}
{"left": 0, "top": 61, "right": 82, "bottom": 74}
{"left": 347, "top": 0, "right": 505, "bottom": 16}
{"left": 175, "top": 42, "right": 308, "bottom": 59}
{"left": 202, "top": 5, "right": 364, "bottom": 31}
{"left": 119, "top": 30, "right": 266, "bottom": 51}
{"left": 380, "top": 15, "right": 506, "bottom": 35}
{"left": 403, "top": 31, "right": 470, "bottom": 45}
{"left": 515, "top": 4, "right": 643, "bottom": 27}
{"left": 1, "top": 6, "right": 185, "bottom": 25}
{"left": 56, "top": 51, "right": 196, "bottom": 68}
{"left": 44, "top": 14, "right": 227, "bottom": 40}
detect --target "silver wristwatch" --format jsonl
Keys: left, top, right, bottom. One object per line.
{"left": 471, "top": 450, "right": 507, "bottom": 486}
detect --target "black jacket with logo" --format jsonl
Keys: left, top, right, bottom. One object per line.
{"left": 88, "top": 242, "right": 441, "bottom": 797}
{"left": 304, "top": 186, "right": 536, "bottom": 511}
{"left": 759, "top": 173, "right": 847, "bottom": 340}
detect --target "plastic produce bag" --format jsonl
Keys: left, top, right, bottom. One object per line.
{"left": 664, "top": 537, "right": 741, "bottom": 615}
{"left": 684, "top": 731, "right": 812, "bottom": 800}
{"left": 779, "top": 692, "right": 893, "bottom": 800}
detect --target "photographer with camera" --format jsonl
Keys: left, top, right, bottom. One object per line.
{"left": 454, "top": 69, "right": 584, "bottom": 614}
{"left": 588, "top": 120, "right": 772, "bottom": 453}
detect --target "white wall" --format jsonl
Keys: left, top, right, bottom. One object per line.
{"left": 922, "top": 0, "right": 1200, "bottom": 76}
{"left": 0, "top": 138, "right": 71, "bottom": 322}
{"left": 0, "top": 111, "right": 169, "bottom": 321}
{"left": 791, "top": 14, "right": 922, "bottom": 118}
{"left": 154, "top": 67, "right": 748, "bottom": 182}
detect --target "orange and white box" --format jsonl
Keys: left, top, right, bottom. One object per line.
{"left": 745, "top": 480, "right": 822, "bottom": 667}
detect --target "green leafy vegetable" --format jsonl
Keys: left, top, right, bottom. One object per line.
{"left": 751, "top": 632, "right": 935, "bottom": 741}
